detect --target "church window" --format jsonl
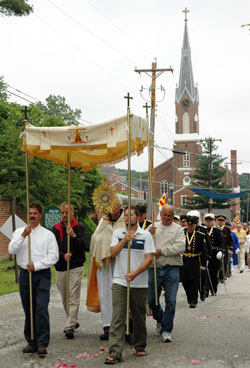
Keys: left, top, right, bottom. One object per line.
{"left": 160, "top": 180, "right": 168, "bottom": 196}
{"left": 181, "top": 195, "right": 187, "bottom": 206}
{"left": 183, "top": 112, "right": 190, "bottom": 133}
{"left": 183, "top": 152, "right": 190, "bottom": 167}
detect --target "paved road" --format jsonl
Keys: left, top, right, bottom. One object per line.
{"left": 1, "top": 267, "right": 250, "bottom": 368}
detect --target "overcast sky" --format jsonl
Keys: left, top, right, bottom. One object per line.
{"left": 1, "top": 0, "right": 250, "bottom": 175}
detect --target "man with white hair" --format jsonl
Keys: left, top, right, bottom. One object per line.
{"left": 204, "top": 213, "right": 225, "bottom": 296}
{"left": 148, "top": 205, "right": 185, "bottom": 343}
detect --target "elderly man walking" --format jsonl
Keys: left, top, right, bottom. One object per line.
{"left": 148, "top": 205, "right": 185, "bottom": 343}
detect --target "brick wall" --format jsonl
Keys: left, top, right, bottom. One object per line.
{"left": 0, "top": 200, "right": 26, "bottom": 259}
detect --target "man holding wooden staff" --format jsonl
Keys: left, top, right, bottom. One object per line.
{"left": 105, "top": 206, "right": 155, "bottom": 364}
{"left": 52, "top": 202, "right": 86, "bottom": 339}
{"left": 9, "top": 202, "right": 58, "bottom": 355}
{"left": 148, "top": 204, "right": 185, "bottom": 343}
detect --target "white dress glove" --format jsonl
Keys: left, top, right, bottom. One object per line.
{"left": 236, "top": 248, "right": 240, "bottom": 254}
{"left": 200, "top": 266, "right": 206, "bottom": 271}
{"left": 216, "top": 251, "right": 222, "bottom": 260}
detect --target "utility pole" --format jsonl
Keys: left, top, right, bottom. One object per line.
{"left": 135, "top": 61, "right": 173, "bottom": 219}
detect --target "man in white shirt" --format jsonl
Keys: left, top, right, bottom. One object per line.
{"left": 105, "top": 206, "right": 155, "bottom": 364}
{"left": 9, "top": 202, "right": 58, "bottom": 355}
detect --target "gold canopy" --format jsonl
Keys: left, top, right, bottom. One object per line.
{"left": 22, "top": 114, "right": 148, "bottom": 170}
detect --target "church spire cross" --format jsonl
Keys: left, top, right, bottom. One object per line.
{"left": 183, "top": 7, "right": 190, "bottom": 22}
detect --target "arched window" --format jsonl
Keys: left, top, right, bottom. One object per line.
{"left": 160, "top": 180, "right": 168, "bottom": 196}
{"left": 183, "top": 152, "right": 190, "bottom": 167}
{"left": 183, "top": 112, "right": 190, "bottom": 133}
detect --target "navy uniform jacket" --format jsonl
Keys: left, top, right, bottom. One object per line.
{"left": 206, "top": 226, "right": 225, "bottom": 258}
{"left": 180, "top": 229, "right": 208, "bottom": 280}
{"left": 219, "top": 225, "right": 234, "bottom": 253}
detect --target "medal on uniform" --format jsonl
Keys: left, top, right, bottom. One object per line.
{"left": 186, "top": 231, "right": 196, "bottom": 251}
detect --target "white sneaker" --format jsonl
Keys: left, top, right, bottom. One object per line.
{"left": 162, "top": 331, "right": 172, "bottom": 343}
{"left": 156, "top": 322, "right": 162, "bottom": 335}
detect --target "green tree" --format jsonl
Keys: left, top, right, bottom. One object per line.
{"left": 0, "top": 98, "right": 102, "bottom": 217}
{"left": 36, "top": 95, "right": 81, "bottom": 126}
{"left": 184, "top": 138, "right": 231, "bottom": 210}
{"left": 0, "top": 75, "right": 7, "bottom": 99}
{"left": 0, "top": 0, "right": 33, "bottom": 16}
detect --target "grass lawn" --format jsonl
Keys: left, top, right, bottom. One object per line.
{"left": 0, "top": 252, "right": 90, "bottom": 296}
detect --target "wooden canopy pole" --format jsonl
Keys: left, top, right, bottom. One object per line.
{"left": 144, "top": 102, "right": 158, "bottom": 306}
{"left": 66, "top": 153, "right": 71, "bottom": 317}
{"left": 124, "top": 92, "right": 133, "bottom": 335}
{"left": 23, "top": 106, "right": 34, "bottom": 341}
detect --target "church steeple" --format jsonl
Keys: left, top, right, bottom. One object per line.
{"left": 175, "top": 8, "right": 198, "bottom": 103}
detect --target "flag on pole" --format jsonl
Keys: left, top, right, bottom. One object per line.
{"left": 234, "top": 215, "right": 239, "bottom": 223}
{"left": 158, "top": 193, "right": 167, "bottom": 207}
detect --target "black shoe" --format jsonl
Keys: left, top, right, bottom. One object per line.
{"left": 37, "top": 345, "right": 47, "bottom": 355}
{"left": 189, "top": 304, "right": 196, "bottom": 308}
{"left": 23, "top": 345, "right": 37, "bottom": 353}
{"left": 200, "top": 294, "right": 206, "bottom": 302}
{"left": 218, "top": 279, "right": 224, "bottom": 283}
{"left": 100, "top": 327, "right": 109, "bottom": 341}
{"left": 240, "top": 270, "right": 244, "bottom": 273}
{"left": 64, "top": 322, "right": 79, "bottom": 333}
{"left": 65, "top": 328, "right": 74, "bottom": 339}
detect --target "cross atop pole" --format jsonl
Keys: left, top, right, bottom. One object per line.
{"left": 143, "top": 102, "right": 151, "bottom": 116}
{"left": 124, "top": 92, "right": 133, "bottom": 108}
{"left": 21, "top": 106, "right": 29, "bottom": 123}
{"left": 183, "top": 7, "right": 190, "bottom": 21}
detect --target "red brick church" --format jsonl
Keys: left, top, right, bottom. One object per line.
{"left": 153, "top": 9, "right": 239, "bottom": 216}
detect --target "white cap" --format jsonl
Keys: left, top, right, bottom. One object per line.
{"left": 187, "top": 210, "right": 200, "bottom": 218}
{"left": 204, "top": 213, "right": 215, "bottom": 220}
{"left": 174, "top": 215, "right": 180, "bottom": 220}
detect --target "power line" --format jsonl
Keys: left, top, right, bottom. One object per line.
{"left": 87, "top": 0, "right": 154, "bottom": 59}
{"left": 7, "top": 85, "right": 40, "bottom": 103}
{"left": 34, "top": 13, "right": 129, "bottom": 90}
{"left": 6, "top": 89, "right": 35, "bottom": 104}
{"left": 47, "top": 0, "right": 138, "bottom": 66}
{"left": 6, "top": 85, "right": 94, "bottom": 126}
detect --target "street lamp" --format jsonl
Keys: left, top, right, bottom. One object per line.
{"left": 208, "top": 198, "right": 213, "bottom": 213}
{"left": 169, "top": 183, "right": 174, "bottom": 205}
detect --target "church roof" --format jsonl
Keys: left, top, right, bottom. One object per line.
{"left": 175, "top": 13, "right": 198, "bottom": 103}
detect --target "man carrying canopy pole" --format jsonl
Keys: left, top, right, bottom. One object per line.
{"left": 148, "top": 205, "right": 185, "bottom": 343}
{"left": 52, "top": 201, "right": 86, "bottom": 339}
{"left": 9, "top": 202, "right": 58, "bottom": 355}
{"left": 105, "top": 206, "right": 155, "bottom": 364}
{"left": 105, "top": 95, "right": 155, "bottom": 364}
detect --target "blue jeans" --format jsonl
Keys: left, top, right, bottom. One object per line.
{"left": 148, "top": 266, "right": 180, "bottom": 333}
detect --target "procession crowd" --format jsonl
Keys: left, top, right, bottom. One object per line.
{"left": 8, "top": 199, "right": 250, "bottom": 364}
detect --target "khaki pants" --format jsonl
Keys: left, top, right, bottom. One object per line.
{"left": 56, "top": 266, "right": 83, "bottom": 330}
{"left": 247, "top": 253, "right": 250, "bottom": 269}
{"left": 237, "top": 246, "right": 246, "bottom": 271}
{"left": 109, "top": 283, "right": 147, "bottom": 360}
